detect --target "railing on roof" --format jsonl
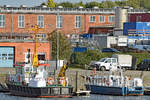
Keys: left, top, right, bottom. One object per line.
{"left": 127, "top": 9, "right": 148, "bottom": 13}
{"left": 0, "top": 39, "right": 48, "bottom": 42}
{"left": 0, "top": 6, "right": 147, "bottom": 14}
{"left": 0, "top": 7, "right": 115, "bottom": 14}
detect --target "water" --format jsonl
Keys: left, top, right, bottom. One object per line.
{"left": 0, "top": 93, "right": 150, "bottom": 100}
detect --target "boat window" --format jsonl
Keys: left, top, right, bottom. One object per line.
{"left": 2, "top": 54, "right": 7, "bottom": 56}
{"left": 8, "top": 54, "right": 13, "bottom": 56}
{"left": 25, "top": 67, "right": 30, "bottom": 72}
{"left": 2, "top": 57, "right": 7, "bottom": 60}
{"left": 8, "top": 57, "right": 13, "bottom": 60}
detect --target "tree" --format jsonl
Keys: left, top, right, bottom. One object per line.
{"left": 73, "top": 1, "right": 85, "bottom": 8}
{"left": 47, "top": 30, "right": 72, "bottom": 61}
{"left": 47, "top": 0, "right": 56, "bottom": 8}
{"left": 127, "top": 0, "right": 140, "bottom": 8}
{"left": 100, "top": 0, "right": 117, "bottom": 8}
{"left": 115, "top": 0, "right": 128, "bottom": 7}
{"left": 141, "top": 0, "right": 150, "bottom": 10}
{"left": 85, "top": 1, "right": 100, "bottom": 8}
{"left": 58, "top": 2, "right": 73, "bottom": 8}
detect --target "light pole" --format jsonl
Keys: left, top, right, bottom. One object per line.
{"left": 56, "top": 28, "right": 59, "bottom": 70}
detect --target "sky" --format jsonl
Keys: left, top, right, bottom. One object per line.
{"left": 0, "top": 0, "right": 118, "bottom": 7}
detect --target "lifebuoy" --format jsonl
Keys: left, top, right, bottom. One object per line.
{"left": 47, "top": 77, "right": 54, "bottom": 85}
{"left": 17, "top": 75, "right": 20, "bottom": 81}
{"left": 106, "top": 79, "right": 109, "bottom": 86}
{"left": 59, "top": 77, "right": 66, "bottom": 86}
{"left": 7, "top": 76, "right": 10, "bottom": 81}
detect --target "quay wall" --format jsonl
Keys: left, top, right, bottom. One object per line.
{"left": 0, "top": 68, "right": 150, "bottom": 92}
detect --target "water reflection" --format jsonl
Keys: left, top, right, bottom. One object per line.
{"left": 0, "top": 93, "right": 150, "bottom": 100}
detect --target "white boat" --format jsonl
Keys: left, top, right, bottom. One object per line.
{"left": 85, "top": 69, "right": 144, "bottom": 96}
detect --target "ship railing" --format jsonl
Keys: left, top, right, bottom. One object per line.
{"left": 86, "top": 76, "right": 110, "bottom": 86}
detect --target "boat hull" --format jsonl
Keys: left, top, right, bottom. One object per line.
{"left": 6, "top": 82, "right": 73, "bottom": 98}
{"left": 85, "top": 84, "right": 144, "bottom": 96}
{"left": 85, "top": 84, "right": 125, "bottom": 96}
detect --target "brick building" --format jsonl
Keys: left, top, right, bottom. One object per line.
{"left": 0, "top": 6, "right": 146, "bottom": 37}
{"left": 0, "top": 6, "right": 116, "bottom": 38}
{"left": 0, "top": 6, "right": 147, "bottom": 67}
{"left": 0, "top": 40, "right": 50, "bottom": 67}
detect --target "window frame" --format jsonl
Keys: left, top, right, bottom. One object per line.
{"left": 108, "top": 16, "right": 115, "bottom": 22}
{"left": 18, "top": 15, "right": 25, "bottom": 28}
{"left": 99, "top": 16, "right": 105, "bottom": 23}
{"left": 0, "top": 14, "right": 5, "bottom": 28}
{"left": 37, "top": 15, "right": 44, "bottom": 28}
{"left": 89, "top": 16, "right": 96, "bottom": 22}
{"left": 56, "top": 15, "right": 63, "bottom": 28}
{"left": 75, "top": 16, "right": 81, "bottom": 28}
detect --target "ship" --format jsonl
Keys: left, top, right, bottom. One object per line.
{"left": 85, "top": 69, "right": 144, "bottom": 96}
{"left": 5, "top": 25, "right": 73, "bottom": 98}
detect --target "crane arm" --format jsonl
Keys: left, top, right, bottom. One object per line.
{"left": 31, "top": 25, "right": 40, "bottom": 67}
{"left": 57, "top": 64, "right": 68, "bottom": 77}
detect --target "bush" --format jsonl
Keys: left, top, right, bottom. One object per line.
{"left": 69, "top": 50, "right": 150, "bottom": 69}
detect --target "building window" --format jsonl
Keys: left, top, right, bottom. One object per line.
{"left": 18, "top": 15, "right": 25, "bottom": 28}
{"left": 37, "top": 15, "right": 44, "bottom": 28}
{"left": 90, "top": 16, "right": 96, "bottom": 22}
{"left": 75, "top": 16, "right": 81, "bottom": 28}
{"left": 99, "top": 16, "right": 105, "bottom": 23}
{"left": 108, "top": 16, "right": 115, "bottom": 22}
{"left": 42, "top": 34, "right": 46, "bottom": 38}
{"left": 0, "top": 15, "right": 5, "bottom": 28}
{"left": 56, "top": 15, "right": 63, "bottom": 28}
{"left": 136, "top": 16, "right": 141, "bottom": 22}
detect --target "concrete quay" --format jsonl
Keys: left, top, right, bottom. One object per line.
{"left": 0, "top": 68, "right": 150, "bottom": 92}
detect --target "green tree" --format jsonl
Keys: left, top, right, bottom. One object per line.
{"left": 73, "top": 1, "right": 85, "bottom": 8}
{"left": 141, "top": 0, "right": 150, "bottom": 10}
{"left": 47, "top": 30, "right": 72, "bottom": 61}
{"left": 127, "top": 0, "right": 140, "bottom": 8}
{"left": 47, "top": 0, "right": 56, "bottom": 8}
{"left": 85, "top": 1, "right": 100, "bottom": 8}
{"left": 100, "top": 0, "right": 117, "bottom": 8}
{"left": 115, "top": 0, "right": 128, "bottom": 7}
{"left": 58, "top": 2, "right": 73, "bottom": 8}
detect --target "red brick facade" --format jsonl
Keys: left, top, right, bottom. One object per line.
{"left": 0, "top": 42, "right": 51, "bottom": 63}
{"left": 0, "top": 13, "right": 115, "bottom": 35}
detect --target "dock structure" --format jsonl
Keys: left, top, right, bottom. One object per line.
{"left": 75, "top": 90, "right": 91, "bottom": 96}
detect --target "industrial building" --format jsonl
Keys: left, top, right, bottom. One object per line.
{"left": 0, "top": 5, "right": 148, "bottom": 67}
{"left": 0, "top": 40, "right": 51, "bottom": 67}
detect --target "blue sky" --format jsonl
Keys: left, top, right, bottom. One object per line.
{"left": 0, "top": 0, "right": 118, "bottom": 7}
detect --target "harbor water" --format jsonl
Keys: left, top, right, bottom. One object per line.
{"left": 0, "top": 93, "right": 150, "bottom": 100}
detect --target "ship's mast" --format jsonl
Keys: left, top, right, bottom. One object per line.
{"left": 31, "top": 25, "right": 40, "bottom": 67}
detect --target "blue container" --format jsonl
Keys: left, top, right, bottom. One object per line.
{"left": 80, "top": 34, "right": 92, "bottom": 38}
{"left": 72, "top": 47, "right": 88, "bottom": 52}
{"left": 123, "top": 22, "right": 150, "bottom": 35}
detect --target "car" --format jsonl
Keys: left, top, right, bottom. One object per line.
{"left": 101, "top": 48, "right": 120, "bottom": 53}
{"left": 137, "top": 59, "right": 150, "bottom": 71}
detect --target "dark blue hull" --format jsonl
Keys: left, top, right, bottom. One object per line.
{"left": 85, "top": 84, "right": 144, "bottom": 96}
{"left": 85, "top": 84, "right": 126, "bottom": 96}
